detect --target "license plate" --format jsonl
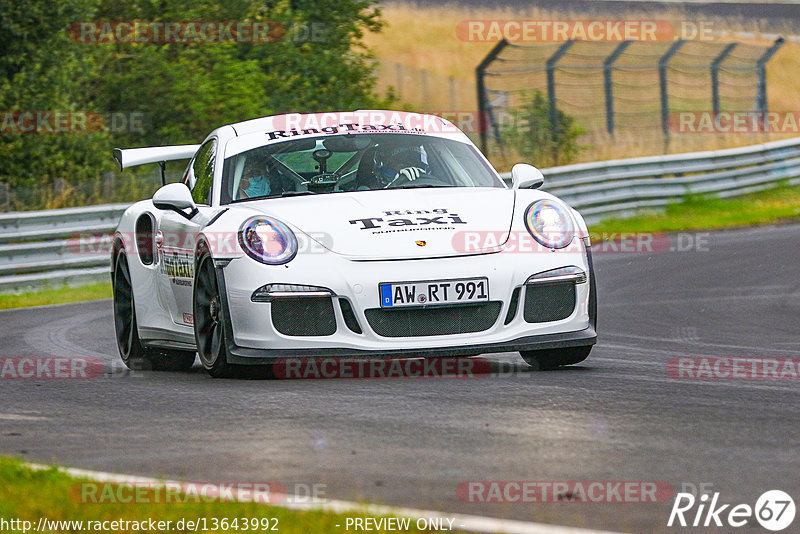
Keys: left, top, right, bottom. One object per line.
{"left": 379, "top": 278, "right": 489, "bottom": 308}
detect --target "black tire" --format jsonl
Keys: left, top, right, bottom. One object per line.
{"left": 113, "top": 252, "right": 195, "bottom": 372}
{"left": 520, "top": 346, "right": 592, "bottom": 370}
{"left": 193, "top": 254, "right": 273, "bottom": 379}
{"left": 193, "top": 253, "right": 245, "bottom": 378}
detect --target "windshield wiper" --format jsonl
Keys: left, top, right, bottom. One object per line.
{"left": 394, "top": 184, "right": 452, "bottom": 189}
{"left": 280, "top": 191, "right": 316, "bottom": 197}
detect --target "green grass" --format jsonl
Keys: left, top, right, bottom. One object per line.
{"left": 0, "top": 457, "right": 434, "bottom": 534}
{"left": 0, "top": 282, "right": 112, "bottom": 310}
{"left": 591, "top": 185, "right": 800, "bottom": 234}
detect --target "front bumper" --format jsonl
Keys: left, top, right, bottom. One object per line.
{"left": 214, "top": 240, "right": 597, "bottom": 365}
{"left": 226, "top": 326, "right": 596, "bottom": 364}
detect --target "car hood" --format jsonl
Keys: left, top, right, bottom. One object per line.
{"left": 243, "top": 188, "right": 516, "bottom": 260}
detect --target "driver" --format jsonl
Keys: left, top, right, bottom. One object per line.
{"left": 238, "top": 155, "right": 271, "bottom": 199}
{"left": 373, "top": 144, "right": 429, "bottom": 187}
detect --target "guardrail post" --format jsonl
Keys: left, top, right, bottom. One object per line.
{"left": 659, "top": 40, "right": 686, "bottom": 150}
{"left": 756, "top": 38, "right": 785, "bottom": 129}
{"left": 546, "top": 40, "right": 575, "bottom": 163}
{"left": 476, "top": 39, "right": 509, "bottom": 154}
{"left": 603, "top": 41, "right": 632, "bottom": 136}
{"left": 711, "top": 43, "right": 737, "bottom": 115}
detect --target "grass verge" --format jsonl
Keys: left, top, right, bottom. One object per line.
{"left": 0, "top": 282, "right": 111, "bottom": 311}
{"left": 0, "top": 457, "right": 434, "bottom": 534}
{"left": 590, "top": 185, "right": 800, "bottom": 233}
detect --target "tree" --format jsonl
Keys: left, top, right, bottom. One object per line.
{"left": 0, "top": 0, "right": 111, "bottom": 189}
{"left": 242, "top": 0, "right": 389, "bottom": 112}
{"left": 0, "top": 0, "right": 390, "bottom": 208}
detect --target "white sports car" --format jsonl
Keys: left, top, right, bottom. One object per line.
{"left": 111, "top": 111, "right": 596, "bottom": 378}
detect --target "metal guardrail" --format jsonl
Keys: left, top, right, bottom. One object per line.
{"left": 2, "top": 137, "right": 800, "bottom": 293}
{"left": 0, "top": 204, "right": 128, "bottom": 293}
{"left": 502, "top": 136, "right": 800, "bottom": 221}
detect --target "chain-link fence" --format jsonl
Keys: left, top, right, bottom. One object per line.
{"left": 477, "top": 38, "right": 785, "bottom": 166}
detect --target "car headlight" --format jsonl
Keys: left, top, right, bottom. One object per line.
{"left": 524, "top": 199, "right": 574, "bottom": 249}
{"left": 238, "top": 216, "right": 297, "bottom": 265}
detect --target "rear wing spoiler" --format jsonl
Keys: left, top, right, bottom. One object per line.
{"left": 113, "top": 144, "right": 201, "bottom": 184}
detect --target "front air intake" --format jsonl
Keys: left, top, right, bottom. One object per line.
{"left": 271, "top": 297, "right": 337, "bottom": 336}
{"left": 365, "top": 302, "right": 502, "bottom": 337}
{"left": 522, "top": 283, "right": 576, "bottom": 323}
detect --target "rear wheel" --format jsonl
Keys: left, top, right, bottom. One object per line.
{"left": 520, "top": 346, "right": 592, "bottom": 370}
{"left": 113, "top": 252, "right": 195, "bottom": 371}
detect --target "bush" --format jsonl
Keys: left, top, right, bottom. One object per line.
{"left": 502, "top": 90, "right": 585, "bottom": 167}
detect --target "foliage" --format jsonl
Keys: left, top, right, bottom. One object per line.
{"left": 502, "top": 90, "right": 585, "bottom": 167}
{"left": 0, "top": 0, "right": 389, "bottom": 206}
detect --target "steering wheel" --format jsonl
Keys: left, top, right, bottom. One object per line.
{"left": 384, "top": 172, "right": 447, "bottom": 189}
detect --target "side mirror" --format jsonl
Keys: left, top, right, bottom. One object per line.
{"left": 511, "top": 163, "right": 544, "bottom": 189}
{"left": 152, "top": 183, "right": 197, "bottom": 217}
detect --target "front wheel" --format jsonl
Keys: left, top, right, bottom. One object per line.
{"left": 520, "top": 346, "right": 592, "bottom": 370}
{"left": 193, "top": 253, "right": 272, "bottom": 379}
{"left": 193, "top": 253, "right": 238, "bottom": 378}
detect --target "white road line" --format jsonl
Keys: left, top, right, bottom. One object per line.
{"left": 25, "top": 463, "right": 622, "bottom": 534}
{"left": 0, "top": 414, "right": 49, "bottom": 421}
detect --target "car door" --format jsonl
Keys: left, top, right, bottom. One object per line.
{"left": 156, "top": 138, "right": 218, "bottom": 327}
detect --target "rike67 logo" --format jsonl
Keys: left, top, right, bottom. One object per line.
{"left": 668, "top": 490, "right": 795, "bottom": 531}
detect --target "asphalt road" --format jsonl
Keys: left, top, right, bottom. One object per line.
{"left": 1, "top": 223, "right": 799, "bottom": 533}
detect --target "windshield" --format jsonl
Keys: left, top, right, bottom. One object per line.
{"left": 220, "top": 134, "right": 504, "bottom": 203}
